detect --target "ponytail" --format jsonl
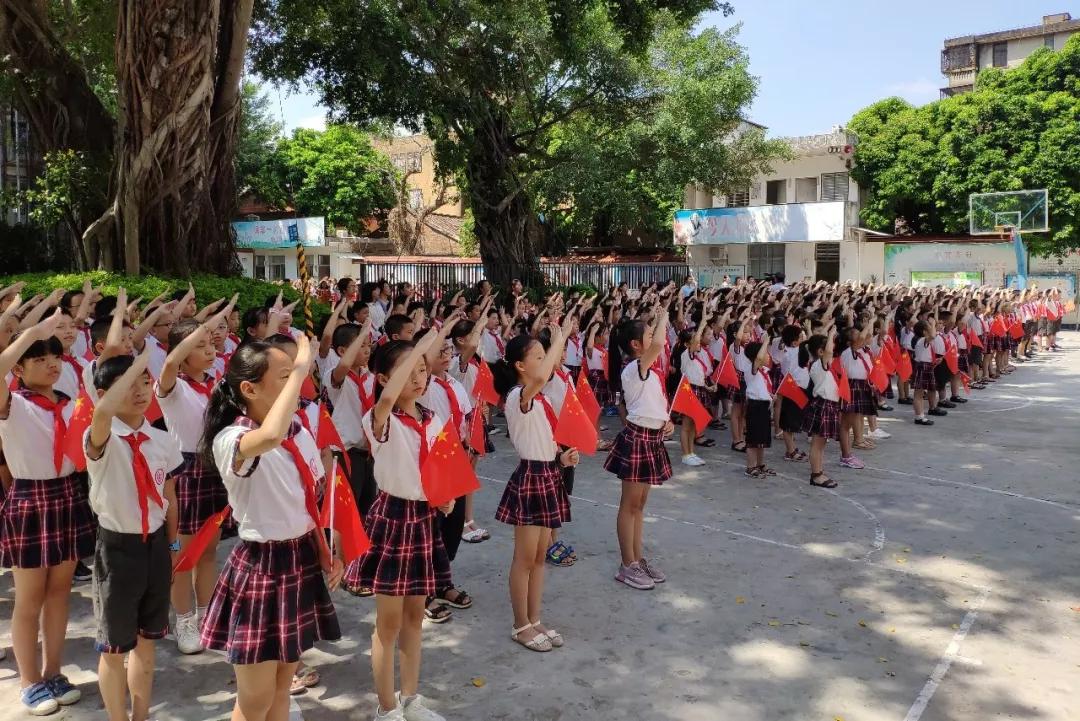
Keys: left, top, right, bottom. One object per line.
{"left": 198, "top": 341, "right": 274, "bottom": 467}
{"left": 491, "top": 335, "right": 536, "bottom": 398}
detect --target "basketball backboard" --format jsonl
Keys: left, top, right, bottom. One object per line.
{"left": 969, "top": 189, "right": 1048, "bottom": 235}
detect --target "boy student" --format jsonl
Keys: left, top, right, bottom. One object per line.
{"left": 86, "top": 350, "right": 181, "bottom": 721}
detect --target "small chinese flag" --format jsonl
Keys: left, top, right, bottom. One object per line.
{"left": 421, "top": 420, "right": 481, "bottom": 507}
{"left": 966, "top": 328, "right": 984, "bottom": 350}
{"left": 300, "top": 374, "right": 318, "bottom": 401}
{"left": 1008, "top": 321, "right": 1024, "bottom": 340}
{"left": 670, "top": 376, "right": 712, "bottom": 431}
{"left": 553, "top": 387, "right": 599, "bottom": 455}
{"left": 777, "top": 373, "right": 809, "bottom": 409}
{"left": 320, "top": 464, "right": 371, "bottom": 563}
{"left": 467, "top": 405, "right": 486, "bottom": 457}
{"left": 575, "top": 370, "right": 602, "bottom": 423}
{"left": 315, "top": 401, "right": 350, "bottom": 474}
{"left": 474, "top": 360, "right": 501, "bottom": 406}
{"left": 897, "top": 351, "right": 913, "bottom": 383}
{"left": 944, "top": 346, "right": 959, "bottom": 374}
{"left": 959, "top": 372, "right": 972, "bottom": 395}
{"left": 710, "top": 353, "right": 740, "bottom": 389}
{"left": 868, "top": 358, "right": 890, "bottom": 394}
{"left": 878, "top": 348, "right": 896, "bottom": 376}
{"left": 63, "top": 390, "right": 94, "bottom": 472}
{"left": 990, "top": 316, "right": 1007, "bottom": 336}
{"left": 832, "top": 362, "right": 852, "bottom": 404}
{"left": 173, "top": 506, "right": 231, "bottom": 573}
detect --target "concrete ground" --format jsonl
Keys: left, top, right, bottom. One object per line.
{"left": 1, "top": 333, "right": 1079, "bottom": 721}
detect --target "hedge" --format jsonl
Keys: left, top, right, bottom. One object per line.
{"left": 0, "top": 271, "right": 333, "bottom": 329}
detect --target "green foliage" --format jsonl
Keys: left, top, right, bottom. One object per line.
{"left": 258, "top": 125, "right": 396, "bottom": 231}
{"left": 237, "top": 81, "right": 284, "bottom": 199}
{"left": 44, "top": 0, "right": 118, "bottom": 113}
{"left": 7, "top": 150, "right": 108, "bottom": 231}
{"left": 850, "top": 36, "right": 1080, "bottom": 254}
{"left": 457, "top": 209, "right": 478, "bottom": 257}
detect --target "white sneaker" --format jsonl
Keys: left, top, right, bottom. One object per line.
{"left": 400, "top": 694, "right": 445, "bottom": 721}
{"left": 868, "top": 428, "right": 891, "bottom": 439}
{"left": 374, "top": 707, "right": 405, "bottom": 721}
{"left": 175, "top": 613, "right": 204, "bottom": 655}
{"left": 681, "top": 454, "right": 706, "bottom": 467}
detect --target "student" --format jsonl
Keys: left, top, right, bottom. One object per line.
{"left": 839, "top": 327, "right": 875, "bottom": 469}
{"left": 583, "top": 321, "right": 616, "bottom": 448}
{"left": 741, "top": 335, "right": 775, "bottom": 478}
{"left": 198, "top": 338, "right": 343, "bottom": 721}
{"left": 676, "top": 327, "right": 714, "bottom": 467}
{"left": 479, "top": 308, "right": 507, "bottom": 364}
{"left": 604, "top": 298, "right": 674, "bottom": 591}
{"left": 383, "top": 313, "right": 417, "bottom": 343}
{"left": 778, "top": 325, "right": 809, "bottom": 462}
{"left": 727, "top": 320, "right": 751, "bottom": 453}
{"left": 52, "top": 310, "right": 86, "bottom": 401}
{"left": 932, "top": 312, "right": 958, "bottom": 410}
{"left": 242, "top": 307, "right": 269, "bottom": 342}
{"left": 0, "top": 313, "right": 94, "bottom": 715}
{"left": 564, "top": 313, "right": 583, "bottom": 381}
{"left": 345, "top": 335, "right": 453, "bottom": 721}
{"left": 361, "top": 282, "right": 387, "bottom": 332}
{"left": 803, "top": 333, "right": 840, "bottom": 488}
{"left": 896, "top": 312, "right": 916, "bottom": 405}
{"left": 911, "top": 320, "right": 939, "bottom": 426}
{"left": 328, "top": 320, "right": 377, "bottom": 523}
{"left": 85, "top": 353, "right": 181, "bottom": 721}
{"left": 491, "top": 322, "right": 579, "bottom": 652}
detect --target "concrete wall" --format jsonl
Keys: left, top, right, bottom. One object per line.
{"left": 785, "top": 242, "right": 815, "bottom": 282}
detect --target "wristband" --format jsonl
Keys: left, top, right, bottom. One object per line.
{"left": 169, "top": 539, "right": 181, "bottom": 552}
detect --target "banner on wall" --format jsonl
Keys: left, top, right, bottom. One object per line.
{"left": 910, "top": 271, "right": 983, "bottom": 288}
{"left": 696, "top": 266, "right": 746, "bottom": 287}
{"left": 673, "top": 202, "right": 845, "bottom": 245}
{"left": 884, "top": 242, "right": 1016, "bottom": 287}
{"left": 232, "top": 217, "right": 326, "bottom": 249}
{"left": 1006, "top": 272, "right": 1076, "bottom": 298}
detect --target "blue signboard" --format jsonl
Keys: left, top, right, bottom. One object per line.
{"left": 232, "top": 217, "right": 325, "bottom": 249}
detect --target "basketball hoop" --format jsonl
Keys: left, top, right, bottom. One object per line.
{"left": 994, "top": 224, "right": 1015, "bottom": 240}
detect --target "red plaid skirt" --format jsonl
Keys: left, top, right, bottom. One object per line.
{"left": 842, "top": 378, "right": 877, "bottom": 416}
{"left": 199, "top": 531, "right": 340, "bottom": 665}
{"left": 587, "top": 368, "right": 612, "bottom": 408}
{"left": 0, "top": 475, "right": 95, "bottom": 568}
{"left": 496, "top": 459, "right": 564, "bottom": 528}
{"left": 344, "top": 493, "right": 452, "bottom": 597}
{"left": 176, "top": 452, "right": 229, "bottom": 536}
{"left": 604, "top": 422, "right": 672, "bottom": 485}
{"left": 913, "top": 361, "right": 936, "bottom": 391}
{"left": 802, "top": 397, "right": 840, "bottom": 441}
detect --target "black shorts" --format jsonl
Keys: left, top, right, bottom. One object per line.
{"left": 934, "top": 361, "right": 953, "bottom": 391}
{"left": 745, "top": 399, "right": 773, "bottom": 449}
{"left": 92, "top": 526, "right": 172, "bottom": 654}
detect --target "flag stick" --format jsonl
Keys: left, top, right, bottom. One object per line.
{"left": 668, "top": 373, "right": 685, "bottom": 414}
{"left": 328, "top": 456, "right": 338, "bottom": 560}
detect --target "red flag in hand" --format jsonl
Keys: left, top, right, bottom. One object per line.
{"left": 1008, "top": 321, "right": 1024, "bottom": 340}
{"left": 553, "top": 386, "right": 599, "bottom": 455}
{"left": 320, "top": 463, "right": 371, "bottom": 563}
{"left": 575, "top": 371, "right": 602, "bottom": 423}
{"left": 315, "top": 401, "right": 351, "bottom": 475}
{"left": 173, "top": 507, "right": 231, "bottom": 573}
{"left": 671, "top": 376, "right": 712, "bottom": 431}
{"left": 474, "top": 360, "right": 501, "bottom": 406}
{"left": 959, "top": 372, "right": 972, "bottom": 395}
{"left": 421, "top": 420, "right": 481, "bottom": 507}
{"left": 944, "top": 346, "right": 959, "bottom": 374}
{"left": 710, "top": 353, "right": 739, "bottom": 389}
{"left": 832, "top": 362, "right": 852, "bottom": 404}
{"left": 966, "top": 328, "right": 984, "bottom": 350}
{"left": 777, "top": 373, "right": 809, "bottom": 409}
{"left": 468, "top": 405, "right": 486, "bottom": 457}
{"left": 868, "top": 358, "right": 890, "bottom": 394}
{"left": 878, "top": 348, "right": 896, "bottom": 376}
{"left": 897, "top": 351, "right": 913, "bottom": 383}
{"left": 62, "top": 390, "right": 94, "bottom": 472}
{"left": 990, "top": 316, "right": 1007, "bottom": 336}
{"left": 300, "top": 374, "right": 318, "bottom": 401}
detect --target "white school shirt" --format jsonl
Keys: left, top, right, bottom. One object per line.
{"left": 363, "top": 407, "right": 444, "bottom": 500}
{"left": 146, "top": 335, "right": 169, "bottom": 379}
{"left": 732, "top": 345, "right": 753, "bottom": 377}
{"left": 913, "top": 337, "right": 933, "bottom": 363}
{"left": 85, "top": 418, "right": 183, "bottom": 534}
{"left": 56, "top": 355, "right": 85, "bottom": 401}
{"left": 953, "top": 328, "right": 967, "bottom": 350}
{"left": 809, "top": 359, "right": 839, "bottom": 402}
{"left": 82, "top": 359, "right": 100, "bottom": 406}
{"left": 967, "top": 315, "right": 985, "bottom": 337}
{"left": 768, "top": 336, "right": 785, "bottom": 364}
{"left": 621, "top": 359, "right": 669, "bottom": 430}
{"left": 420, "top": 373, "right": 473, "bottom": 440}
{"left": 840, "top": 347, "right": 871, "bottom": 381}
{"left": 479, "top": 329, "right": 505, "bottom": 364}
{"left": 224, "top": 334, "right": 240, "bottom": 356}
{"left": 780, "top": 346, "right": 809, "bottom": 388}
{"left": 368, "top": 302, "right": 387, "bottom": 332}
{"left": 680, "top": 349, "right": 709, "bottom": 387}
{"left": 156, "top": 375, "right": 213, "bottom": 453}
{"left": 541, "top": 367, "right": 573, "bottom": 417}
{"left": 213, "top": 424, "right": 321, "bottom": 542}
{"left": 211, "top": 353, "right": 228, "bottom": 381}
{"left": 586, "top": 347, "right": 605, "bottom": 372}
{"left": 72, "top": 326, "right": 92, "bottom": 360}
{"left": 931, "top": 334, "right": 947, "bottom": 357}
{"left": 707, "top": 337, "right": 726, "bottom": 364}
{"left": 448, "top": 354, "right": 479, "bottom": 397}
{"left": 317, "top": 349, "right": 340, "bottom": 389}
{"left": 505, "top": 386, "right": 559, "bottom": 462}
{"left": 296, "top": 398, "right": 321, "bottom": 439}
{"left": 565, "top": 334, "right": 583, "bottom": 367}
{"left": 900, "top": 328, "right": 915, "bottom": 351}
{"left": 0, "top": 392, "right": 78, "bottom": 479}
{"left": 744, "top": 367, "right": 772, "bottom": 402}
{"left": 329, "top": 369, "right": 375, "bottom": 450}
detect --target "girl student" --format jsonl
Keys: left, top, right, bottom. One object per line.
{"left": 739, "top": 329, "right": 776, "bottom": 479}
{"left": 583, "top": 320, "right": 616, "bottom": 450}
{"left": 896, "top": 311, "right": 916, "bottom": 405}
{"left": 726, "top": 316, "right": 751, "bottom": 453}
{"left": 0, "top": 311, "right": 94, "bottom": 714}
{"left": 490, "top": 315, "right": 579, "bottom": 652}
{"left": 803, "top": 331, "right": 841, "bottom": 488}
{"left": 838, "top": 325, "right": 875, "bottom": 470}
{"left": 155, "top": 299, "right": 235, "bottom": 655}
{"left": 777, "top": 324, "right": 809, "bottom": 463}
{"left": 675, "top": 324, "right": 715, "bottom": 467}
{"left": 198, "top": 336, "right": 343, "bottom": 721}
{"left": 910, "top": 319, "right": 939, "bottom": 426}
{"left": 604, "top": 295, "right": 674, "bottom": 592}
{"left": 346, "top": 333, "right": 455, "bottom": 721}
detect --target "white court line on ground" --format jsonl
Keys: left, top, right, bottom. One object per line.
{"left": 902, "top": 586, "right": 992, "bottom": 721}
{"left": 862, "top": 465, "right": 1080, "bottom": 512}
{"left": 290, "top": 697, "right": 304, "bottom": 720}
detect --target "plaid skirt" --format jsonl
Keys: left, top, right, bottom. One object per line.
{"left": 769, "top": 364, "right": 783, "bottom": 392}
{"left": 0, "top": 475, "right": 95, "bottom": 568}
{"left": 803, "top": 397, "right": 840, "bottom": 441}
{"left": 745, "top": 399, "right": 773, "bottom": 449}
{"left": 779, "top": 396, "right": 805, "bottom": 434}
{"left": 987, "top": 335, "right": 1005, "bottom": 352}
{"left": 958, "top": 350, "right": 970, "bottom": 374}
{"left": 842, "top": 379, "right": 877, "bottom": 416}
{"left": 604, "top": 422, "right": 672, "bottom": 486}
{"left": 587, "top": 369, "right": 612, "bottom": 408}
{"left": 177, "top": 452, "right": 229, "bottom": 536}
{"left": 344, "top": 493, "right": 451, "bottom": 597}
{"left": 730, "top": 371, "right": 747, "bottom": 404}
{"left": 200, "top": 531, "right": 340, "bottom": 665}
{"left": 496, "top": 459, "right": 564, "bottom": 528}
{"left": 913, "top": 361, "right": 936, "bottom": 391}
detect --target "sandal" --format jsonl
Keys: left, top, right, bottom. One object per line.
{"left": 346, "top": 585, "right": 374, "bottom": 598}
{"left": 546, "top": 541, "right": 575, "bottom": 567}
{"left": 424, "top": 597, "right": 453, "bottom": 624}
{"left": 757, "top": 465, "right": 777, "bottom": 476}
{"left": 853, "top": 439, "right": 875, "bottom": 450}
{"left": 290, "top": 666, "right": 321, "bottom": 695}
{"left": 784, "top": 450, "right": 808, "bottom": 462}
{"left": 731, "top": 441, "right": 747, "bottom": 453}
{"left": 461, "top": 521, "right": 488, "bottom": 543}
{"left": 809, "top": 472, "right": 838, "bottom": 489}
{"left": 743, "top": 466, "right": 763, "bottom": 479}
{"left": 511, "top": 624, "right": 552, "bottom": 652}
{"left": 436, "top": 586, "right": 473, "bottom": 609}
{"left": 531, "top": 620, "right": 564, "bottom": 648}
{"left": 694, "top": 436, "right": 716, "bottom": 448}
{"left": 597, "top": 439, "right": 615, "bottom": 451}
{"left": 708, "top": 420, "right": 726, "bottom": 430}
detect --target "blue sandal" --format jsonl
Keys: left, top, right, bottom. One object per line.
{"left": 546, "top": 541, "right": 575, "bottom": 566}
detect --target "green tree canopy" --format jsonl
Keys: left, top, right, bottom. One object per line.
{"left": 850, "top": 35, "right": 1080, "bottom": 254}
{"left": 236, "top": 81, "right": 283, "bottom": 199}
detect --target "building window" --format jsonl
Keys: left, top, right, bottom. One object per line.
{"left": 747, "top": 243, "right": 785, "bottom": 279}
{"left": 306, "top": 253, "right": 331, "bottom": 279}
{"left": 392, "top": 152, "right": 423, "bottom": 173}
{"left": 1044, "top": 35, "right": 1055, "bottom": 50}
{"left": 992, "top": 42, "right": 1007, "bottom": 67}
{"left": 254, "top": 254, "right": 266, "bottom": 280}
{"left": 269, "top": 254, "right": 287, "bottom": 281}
{"left": 820, "top": 172, "right": 849, "bottom": 202}
{"left": 765, "top": 180, "right": 787, "bottom": 205}
{"left": 409, "top": 188, "right": 423, "bottom": 209}
{"left": 795, "top": 177, "right": 818, "bottom": 203}
{"left": 727, "top": 189, "right": 750, "bottom": 207}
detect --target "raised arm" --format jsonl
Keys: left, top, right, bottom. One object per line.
{"left": 88, "top": 347, "right": 152, "bottom": 456}
{"left": 237, "top": 335, "right": 315, "bottom": 459}
{"left": 0, "top": 311, "right": 62, "bottom": 415}
{"left": 320, "top": 298, "right": 350, "bottom": 359}
{"left": 521, "top": 323, "right": 564, "bottom": 405}
{"left": 158, "top": 303, "right": 231, "bottom": 394}
{"left": 639, "top": 296, "right": 672, "bottom": 372}
{"left": 370, "top": 331, "right": 438, "bottom": 438}
{"left": 330, "top": 318, "right": 373, "bottom": 387}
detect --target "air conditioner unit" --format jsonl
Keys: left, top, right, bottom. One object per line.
{"left": 708, "top": 246, "right": 727, "bottom": 263}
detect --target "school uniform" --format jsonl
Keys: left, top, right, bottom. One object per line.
{"left": 420, "top": 373, "right": 473, "bottom": 562}
{"left": 145, "top": 336, "right": 169, "bottom": 380}
{"left": 156, "top": 373, "right": 227, "bottom": 536}
{"left": 0, "top": 390, "right": 95, "bottom": 567}
{"left": 328, "top": 369, "right": 376, "bottom": 516}
{"left": 912, "top": 338, "right": 936, "bottom": 391}
{"left": 931, "top": 334, "right": 952, "bottom": 391}
{"left": 840, "top": 348, "right": 877, "bottom": 416}
{"left": 72, "top": 326, "right": 93, "bottom": 361}
{"left": 368, "top": 302, "right": 387, "bottom": 332}
{"left": 767, "top": 337, "right": 785, "bottom": 391}
{"left": 82, "top": 358, "right": 101, "bottom": 406}
{"left": 479, "top": 329, "right": 505, "bottom": 364}
{"left": 542, "top": 369, "right": 576, "bottom": 516}
{"left": 86, "top": 418, "right": 182, "bottom": 653}
{"left": 343, "top": 407, "right": 453, "bottom": 597}
{"left": 708, "top": 337, "right": 729, "bottom": 401}
{"left": 680, "top": 349, "right": 714, "bottom": 414}
{"left": 564, "top": 334, "right": 583, "bottom": 380}
{"left": 730, "top": 344, "right": 749, "bottom": 404}
{"left": 496, "top": 386, "right": 566, "bottom": 528}
{"left": 223, "top": 333, "right": 240, "bottom": 357}
{"left": 954, "top": 329, "right": 969, "bottom": 374}
{"left": 202, "top": 419, "right": 340, "bottom": 664}
{"left": 56, "top": 353, "right": 86, "bottom": 401}
{"left": 603, "top": 359, "right": 672, "bottom": 485}
{"left": 966, "top": 316, "right": 985, "bottom": 366}
{"left": 449, "top": 355, "right": 494, "bottom": 453}
{"left": 778, "top": 346, "right": 808, "bottom": 433}
{"left": 803, "top": 360, "right": 840, "bottom": 440}
{"left": 743, "top": 367, "right": 773, "bottom": 449}
{"left": 585, "top": 347, "right": 611, "bottom": 407}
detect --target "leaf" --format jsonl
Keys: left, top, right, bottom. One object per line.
{"left": 471, "top": 677, "right": 486, "bottom": 688}
{"left": 735, "top": 596, "right": 746, "bottom": 605}
{"left": 825, "top": 611, "right": 839, "bottom": 617}
{"left": 858, "top": 620, "right": 868, "bottom": 628}
{"left": 768, "top": 620, "right": 781, "bottom": 627}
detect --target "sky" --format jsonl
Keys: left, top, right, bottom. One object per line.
{"left": 273, "top": 2, "right": 1072, "bottom": 138}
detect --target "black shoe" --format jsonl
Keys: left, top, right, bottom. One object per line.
{"left": 73, "top": 560, "right": 92, "bottom": 582}
{"left": 898, "top": 398, "right": 913, "bottom": 405}
{"left": 878, "top": 404, "right": 894, "bottom": 412}
{"left": 884, "top": 389, "right": 895, "bottom": 399}
{"left": 950, "top": 396, "right": 968, "bottom": 404}
{"left": 928, "top": 408, "right": 948, "bottom": 417}
{"left": 914, "top": 418, "right": 935, "bottom": 426}
{"left": 938, "top": 400, "right": 957, "bottom": 409}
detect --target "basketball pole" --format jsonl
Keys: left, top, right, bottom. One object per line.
{"left": 296, "top": 240, "right": 316, "bottom": 339}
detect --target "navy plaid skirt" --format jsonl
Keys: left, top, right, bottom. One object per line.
{"left": 0, "top": 475, "right": 95, "bottom": 568}
{"left": 803, "top": 397, "right": 840, "bottom": 441}
{"left": 344, "top": 493, "right": 451, "bottom": 597}
{"left": 200, "top": 531, "right": 340, "bottom": 665}
{"left": 769, "top": 364, "right": 783, "bottom": 392}
{"left": 587, "top": 369, "right": 612, "bottom": 408}
{"left": 842, "top": 378, "right": 877, "bottom": 416}
{"left": 176, "top": 452, "right": 229, "bottom": 536}
{"left": 604, "top": 422, "right": 672, "bottom": 486}
{"left": 913, "top": 361, "right": 936, "bottom": 391}
{"left": 496, "top": 459, "right": 564, "bottom": 528}
{"left": 958, "top": 350, "right": 970, "bottom": 374}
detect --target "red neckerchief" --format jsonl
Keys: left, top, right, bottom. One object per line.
{"left": 394, "top": 406, "right": 434, "bottom": 468}
{"left": 179, "top": 372, "right": 214, "bottom": 399}
{"left": 348, "top": 370, "right": 374, "bottom": 413}
{"left": 759, "top": 368, "right": 774, "bottom": 395}
{"left": 535, "top": 392, "right": 559, "bottom": 434}
{"left": 432, "top": 375, "right": 463, "bottom": 431}
{"left": 692, "top": 352, "right": 710, "bottom": 381}
{"left": 227, "top": 333, "right": 240, "bottom": 347}
{"left": 61, "top": 355, "right": 85, "bottom": 391}
{"left": 554, "top": 368, "right": 571, "bottom": 387}
{"left": 16, "top": 390, "right": 69, "bottom": 475}
{"left": 296, "top": 398, "right": 315, "bottom": 436}
{"left": 854, "top": 348, "right": 873, "bottom": 376}
{"left": 118, "top": 431, "right": 165, "bottom": 540}
{"left": 568, "top": 334, "right": 582, "bottom": 356}
{"left": 279, "top": 433, "right": 333, "bottom": 573}
{"left": 489, "top": 329, "right": 505, "bottom": 356}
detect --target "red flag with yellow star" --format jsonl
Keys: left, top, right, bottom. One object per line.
{"left": 320, "top": 463, "right": 371, "bottom": 562}
{"left": 777, "top": 373, "right": 809, "bottom": 409}
{"left": 421, "top": 420, "right": 480, "bottom": 507}
{"left": 575, "top": 369, "right": 602, "bottom": 423}
{"left": 670, "top": 376, "right": 712, "bottom": 432}
{"left": 897, "top": 351, "right": 913, "bottom": 383}
{"left": 554, "top": 386, "right": 599, "bottom": 455}
{"left": 173, "top": 507, "right": 231, "bottom": 573}
{"left": 62, "top": 390, "right": 94, "bottom": 471}
{"left": 868, "top": 357, "right": 890, "bottom": 394}
{"left": 474, "top": 360, "right": 501, "bottom": 406}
